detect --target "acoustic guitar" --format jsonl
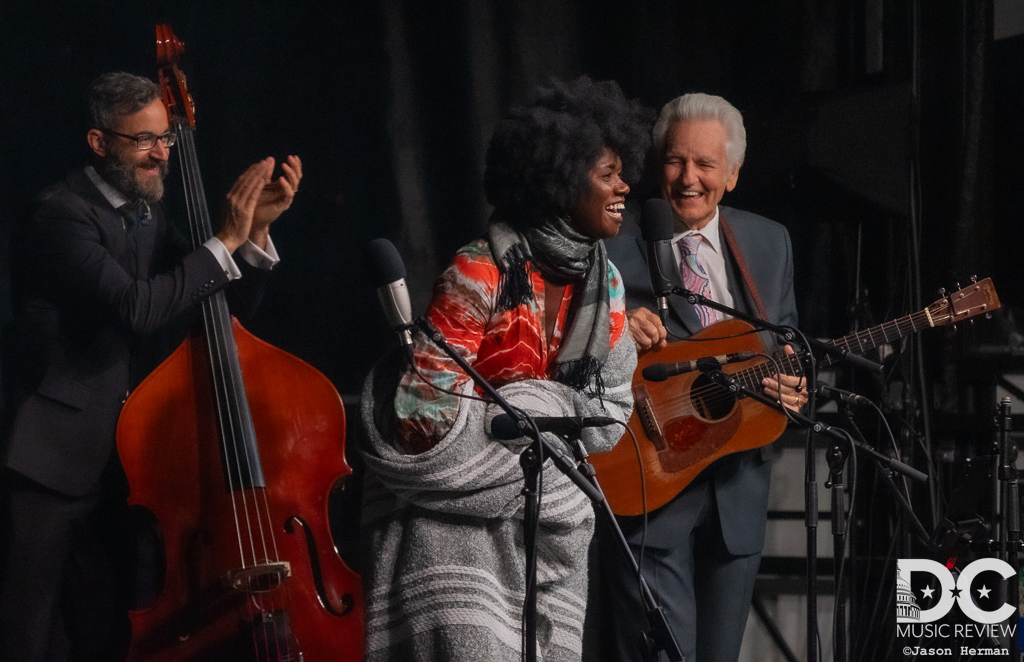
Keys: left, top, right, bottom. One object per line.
{"left": 589, "top": 277, "right": 1001, "bottom": 517}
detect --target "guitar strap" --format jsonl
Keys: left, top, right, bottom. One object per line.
{"left": 719, "top": 213, "right": 770, "bottom": 323}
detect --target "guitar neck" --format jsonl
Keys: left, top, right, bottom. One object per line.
{"left": 822, "top": 308, "right": 934, "bottom": 366}
{"left": 731, "top": 308, "right": 932, "bottom": 390}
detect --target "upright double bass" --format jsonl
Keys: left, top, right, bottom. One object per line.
{"left": 116, "top": 25, "right": 363, "bottom": 661}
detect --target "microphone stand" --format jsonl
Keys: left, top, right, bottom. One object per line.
{"left": 823, "top": 420, "right": 849, "bottom": 662}
{"left": 703, "top": 368, "right": 929, "bottom": 661}
{"left": 698, "top": 368, "right": 920, "bottom": 662}
{"left": 701, "top": 369, "right": 927, "bottom": 488}
{"left": 414, "top": 318, "right": 683, "bottom": 662}
{"left": 667, "top": 284, "right": 885, "bottom": 662}
{"left": 837, "top": 405, "right": 931, "bottom": 544}
{"left": 550, "top": 426, "right": 684, "bottom": 662}
{"left": 828, "top": 400, "right": 932, "bottom": 662}
{"left": 996, "top": 396, "right": 1019, "bottom": 658}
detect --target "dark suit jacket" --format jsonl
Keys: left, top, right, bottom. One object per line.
{"left": 2, "top": 167, "right": 269, "bottom": 496}
{"left": 605, "top": 204, "right": 797, "bottom": 555}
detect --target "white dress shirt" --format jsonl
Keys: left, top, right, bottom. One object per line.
{"left": 672, "top": 206, "right": 733, "bottom": 319}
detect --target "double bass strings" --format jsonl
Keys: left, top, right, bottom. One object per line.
{"left": 174, "top": 123, "right": 294, "bottom": 658}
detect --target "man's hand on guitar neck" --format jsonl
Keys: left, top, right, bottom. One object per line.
{"left": 761, "top": 345, "right": 808, "bottom": 412}
{"left": 626, "top": 307, "right": 668, "bottom": 355}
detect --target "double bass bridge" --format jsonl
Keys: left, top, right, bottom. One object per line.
{"left": 225, "top": 561, "right": 291, "bottom": 593}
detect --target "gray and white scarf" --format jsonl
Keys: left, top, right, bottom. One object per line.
{"left": 487, "top": 215, "right": 610, "bottom": 394}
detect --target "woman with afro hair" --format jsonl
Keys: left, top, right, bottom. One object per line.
{"left": 359, "top": 76, "right": 652, "bottom": 661}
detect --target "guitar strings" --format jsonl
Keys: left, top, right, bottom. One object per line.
{"left": 644, "top": 309, "right": 934, "bottom": 413}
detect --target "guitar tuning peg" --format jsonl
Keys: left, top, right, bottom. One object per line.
{"left": 938, "top": 287, "right": 947, "bottom": 297}
{"left": 986, "top": 313, "right": 992, "bottom": 320}
{"left": 971, "top": 275, "right": 978, "bottom": 283}
{"left": 952, "top": 323, "right": 958, "bottom": 331}
{"left": 955, "top": 282, "right": 961, "bottom": 291}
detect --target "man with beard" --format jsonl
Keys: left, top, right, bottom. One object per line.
{"left": 0, "top": 71, "right": 302, "bottom": 661}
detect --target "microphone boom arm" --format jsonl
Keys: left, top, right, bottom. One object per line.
{"left": 671, "top": 286, "right": 883, "bottom": 374}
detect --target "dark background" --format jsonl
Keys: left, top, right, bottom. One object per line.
{"left": 3, "top": 1, "right": 1023, "bottom": 657}
{"left": 3, "top": 0, "right": 1021, "bottom": 398}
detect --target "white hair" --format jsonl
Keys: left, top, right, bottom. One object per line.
{"left": 653, "top": 93, "right": 746, "bottom": 169}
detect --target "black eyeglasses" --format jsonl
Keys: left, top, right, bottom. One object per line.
{"left": 101, "top": 129, "right": 177, "bottom": 151}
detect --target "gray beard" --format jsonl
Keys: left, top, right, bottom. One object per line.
{"left": 96, "top": 152, "right": 167, "bottom": 204}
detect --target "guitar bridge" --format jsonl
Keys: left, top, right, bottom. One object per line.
{"left": 633, "top": 384, "right": 667, "bottom": 451}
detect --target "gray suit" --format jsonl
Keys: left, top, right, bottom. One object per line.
{"left": 593, "top": 204, "right": 797, "bottom": 662}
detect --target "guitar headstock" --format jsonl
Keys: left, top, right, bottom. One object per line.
{"left": 155, "top": 24, "right": 195, "bottom": 127}
{"left": 926, "top": 277, "right": 1001, "bottom": 327}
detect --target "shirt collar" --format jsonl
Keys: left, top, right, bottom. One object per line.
{"left": 674, "top": 207, "right": 722, "bottom": 254}
{"left": 84, "top": 165, "right": 129, "bottom": 210}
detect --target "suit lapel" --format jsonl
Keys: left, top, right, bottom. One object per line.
{"left": 68, "top": 168, "right": 124, "bottom": 231}
{"left": 67, "top": 168, "right": 153, "bottom": 277}
{"left": 719, "top": 212, "right": 783, "bottom": 351}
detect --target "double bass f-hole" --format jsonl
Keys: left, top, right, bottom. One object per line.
{"left": 283, "top": 516, "right": 355, "bottom": 617}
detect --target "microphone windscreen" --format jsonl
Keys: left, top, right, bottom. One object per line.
{"left": 639, "top": 198, "right": 674, "bottom": 242}
{"left": 490, "top": 414, "right": 522, "bottom": 440}
{"left": 368, "top": 238, "right": 406, "bottom": 286}
{"left": 641, "top": 363, "right": 670, "bottom": 382}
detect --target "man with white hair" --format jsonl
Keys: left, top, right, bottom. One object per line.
{"left": 595, "top": 93, "right": 803, "bottom": 661}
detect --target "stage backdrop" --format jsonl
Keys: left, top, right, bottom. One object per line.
{"left": 1, "top": 0, "right": 1020, "bottom": 400}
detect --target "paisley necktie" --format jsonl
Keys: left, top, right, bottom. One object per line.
{"left": 678, "top": 234, "right": 717, "bottom": 327}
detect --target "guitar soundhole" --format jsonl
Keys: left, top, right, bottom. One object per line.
{"left": 690, "top": 373, "right": 736, "bottom": 422}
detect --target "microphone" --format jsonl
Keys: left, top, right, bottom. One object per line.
{"left": 816, "top": 384, "right": 872, "bottom": 407}
{"left": 641, "top": 351, "right": 757, "bottom": 382}
{"left": 490, "top": 414, "right": 619, "bottom": 440}
{"left": 640, "top": 198, "right": 677, "bottom": 325}
{"left": 368, "top": 238, "right": 414, "bottom": 357}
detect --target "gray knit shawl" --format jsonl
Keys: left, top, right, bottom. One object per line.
{"left": 358, "top": 322, "right": 636, "bottom": 661}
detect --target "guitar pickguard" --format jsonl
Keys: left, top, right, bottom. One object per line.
{"left": 655, "top": 373, "right": 741, "bottom": 473}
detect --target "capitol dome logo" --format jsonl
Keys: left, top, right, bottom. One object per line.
{"left": 896, "top": 562, "right": 921, "bottom": 621}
